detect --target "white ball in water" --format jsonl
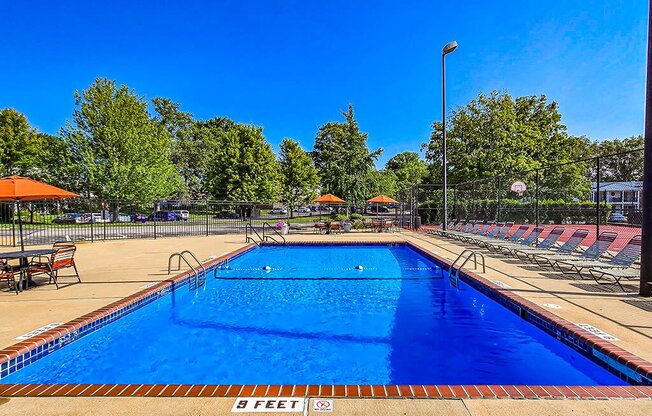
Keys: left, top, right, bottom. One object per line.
{"left": 263, "top": 265, "right": 272, "bottom": 271}
{"left": 355, "top": 265, "right": 364, "bottom": 270}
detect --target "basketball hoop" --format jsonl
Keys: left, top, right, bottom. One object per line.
{"left": 510, "top": 181, "right": 527, "bottom": 196}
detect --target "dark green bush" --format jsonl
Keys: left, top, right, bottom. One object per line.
{"left": 349, "top": 213, "right": 363, "bottom": 220}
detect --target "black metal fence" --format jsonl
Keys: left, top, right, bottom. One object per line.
{"left": 0, "top": 198, "right": 413, "bottom": 247}
{"left": 414, "top": 149, "right": 644, "bottom": 250}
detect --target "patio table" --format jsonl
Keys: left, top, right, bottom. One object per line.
{"left": 0, "top": 248, "right": 56, "bottom": 291}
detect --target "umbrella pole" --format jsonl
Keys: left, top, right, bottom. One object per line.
{"left": 18, "top": 200, "right": 25, "bottom": 252}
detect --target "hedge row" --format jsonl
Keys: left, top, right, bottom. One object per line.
{"left": 418, "top": 199, "right": 611, "bottom": 224}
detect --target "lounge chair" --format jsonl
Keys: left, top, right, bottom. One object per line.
{"left": 517, "top": 229, "right": 590, "bottom": 264}
{"left": 440, "top": 220, "right": 475, "bottom": 239}
{"left": 485, "top": 224, "right": 530, "bottom": 253}
{"left": 490, "top": 225, "right": 543, "bottom": 255}
{"left": 467, "top": 221, "right": 505, "bottom": 246}
{"left": 27, "top": 244, "right": 81, "bottom": 289}
{"left": 433, "top": 221, "right": 466, "bottom": 237}
{"left": 430, "top": 220, "right": 458, "bottom": 236}
{"left": 447, "top": 221, "right": 482, "bottom": 240}
{"left": 565, "top": 236, "right": 642, "bottom": 289}
{"left": 533, "top": 231, "right": 618, "bottom": 271}
{"left": 511, "top": 227, "right": 565, "bottom": 260}
{"left": 459, "top": 221, "right": 494, "bottom": 244}
{"left": 475, "top": 222, "right": 516, "bottom": 249}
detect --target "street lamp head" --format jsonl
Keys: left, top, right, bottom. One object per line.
{"left": 442, "top": 40, "right": 458, "bottom": 56}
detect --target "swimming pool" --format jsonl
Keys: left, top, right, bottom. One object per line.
{"left": 0, "top": 243, "right": 632, "bottom": 385}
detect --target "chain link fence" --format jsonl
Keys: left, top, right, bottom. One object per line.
{"left": 415, "top": 149, "right": 643, "bottom": 251}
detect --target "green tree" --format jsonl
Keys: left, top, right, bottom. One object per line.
{"left": 279, "top": 138, "right": 319, "bottom": 216}
{"left": 589, "top": 135, "right": 644, "bottom": 181}
{"left": 0, "top": 109, "right": 75, "bottom": 188}
{"left": 61, "top": 78, "right": 182, "bottom": 201}
{"left": 199, "top": 118, "right": 281, "bottom": 202}
{"left": 0, "top": 108, "right": 44, "bottom": 176}
{"left": 152, "top": 97, "right": 204, "bottom": 198}
{"left": 424, "top": 91, "right": 591, "bottom": 200}
{"left": 385, "top": 151, "right": 427, "bottom": 192}
{"left": 312, "top": 104, "right": 382, "bottom": 204}
{"left": 366, "top": 169, "right": 398, "bottom": 198}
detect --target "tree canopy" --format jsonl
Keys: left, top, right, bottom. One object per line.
{"left": 279, "top": 138, "right": 319, "bottom": 213}
{"left": 312, "top": 104, "right": 382, "bottom": 204}
{"left": 424, "top": 91, "right": 592, "bottom": 199}
{"left": 385, "top": 151, "right": 427, "bottom": 192}
{"left": 61, "top": 78, "right": 182, "bottom": 201}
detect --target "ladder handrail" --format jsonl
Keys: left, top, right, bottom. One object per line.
{"left": 262, "top": 222, "right": 286, "bottom": 244}
{"left": 245, "top": 223, "right": 262, "bottom": 246}
{"left": 449, "top": 249, "right": 486, "bottom": 287}
{"left": 179, "top": 250, "right": 207, "bottom": 283}
{"left": 168, "top": 250, "right": 208, "bottom": 290}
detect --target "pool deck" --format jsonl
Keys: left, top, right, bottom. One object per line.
{"left": 0, "top": 231, "right": 651, "bottom": 415}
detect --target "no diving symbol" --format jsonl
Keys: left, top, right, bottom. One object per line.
{"left": 313, "top": 399, "right": 333, "bottom": 413}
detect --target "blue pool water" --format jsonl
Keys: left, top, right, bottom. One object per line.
{"left": 2, "top": 244, "right": 626, "bottom": 385}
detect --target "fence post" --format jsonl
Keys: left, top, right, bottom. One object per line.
{"left": 497, "top": 177, "right": 502, "bottom": 222}
{"left": 90, "top": 199, "right": 94, "bottom": 243}
{"left": 12, "top": 202, "right": 16, "bottom": 247}
{"left": 535, "top": 169, "right": 540, "bottom": 232}
{"left": 206, "top": 199, "right": 209, "bottom": 236}
{"left": 596, "top": 157, "right": 601, "bottom": 240}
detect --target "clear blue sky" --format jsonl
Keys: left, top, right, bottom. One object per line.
{"left": 0, "top": 0, "right": 647, "bottom": 166}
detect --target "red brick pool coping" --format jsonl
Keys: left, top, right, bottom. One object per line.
{"left": 1, "top": 240, "right": 651, "bottom": 400}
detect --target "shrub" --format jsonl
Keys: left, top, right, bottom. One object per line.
{"left": 330, "top": 213, "right": 348, "bottom": 221}
{"left": 350, "top": 213, "right": 363, "bottom": 220}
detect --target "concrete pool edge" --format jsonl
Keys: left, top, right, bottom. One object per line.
{"left": 0, "top": 239, "right": 651, "bottom": 400}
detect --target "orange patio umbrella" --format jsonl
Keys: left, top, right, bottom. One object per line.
{"left": 0, "top": 176, "right": 79, "bottom": 250}
{"left": 367, "top": 195, "right": 398, "bottom": 204}
{"left": 313, "top": 193, "right": 345, "bottom": 204}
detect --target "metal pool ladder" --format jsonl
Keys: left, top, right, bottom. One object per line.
{"left": 168, "top": 250, "right": 207, "bottom": 290}
{"left": 449, "top": 249, "right": 486, "bottom": 288}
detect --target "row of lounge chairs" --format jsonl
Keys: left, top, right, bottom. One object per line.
{"left": 429, "top": 220, "right": 642, "bottom": 290}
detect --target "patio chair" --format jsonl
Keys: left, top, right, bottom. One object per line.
{"left": 329, "top": 221, "right": 342, "bottom": 234}
{"left": 485, "top": 224, "right": 530, "bottom": 253}
{"left": 589, "top": 268, "right": 640, "bottom": 291}
{"left": 313, "top": 222, "right": 326, "bottom": 234}
{"left": 0, "top": 261, "right": 18, "bottom": 294}
{"left": 27, "top": 245, "right": 81, "bottom": 289}
{"left": 489, "top": 225, "right": 542, "bottom": 254}
{"left": 518, "top": 229, "right": 590, "bottom": 264}
{"left": 511, "top": 227, "right": 565, "bottom": 259}
{"left": 533, "top": 231, "right": 618, "bottom": 272}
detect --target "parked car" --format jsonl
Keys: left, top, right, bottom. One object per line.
{"left": 148, "top": 211, "right": 181, "bottom": 221}
{"left": 78, "top": 213, "right": 111, "bottom": 223}
{"left": 172, "top": 210, "right": 190, "bottom": 221}
{"left": 295, "top": 207, "right": 311, "bottom": 213}
{"left": 608, "top": 212, "right": 627, "bottom": 223}
{"left": 312, "top": 206, "right": 332, "bottom": 213}
{"left": 130, "top": 213, "right": 148, "bottom": 223}
{"left": 269, "top": 208, "right": 287, "bottom": 215}
{"left": 52, "top": 213, "right": 82, "bottom": 224}
{"left": 215, "top": 211, "right": 241, "bottom": 219}
{"left": 367, "top": 205, "right": 390, "bottom": 213}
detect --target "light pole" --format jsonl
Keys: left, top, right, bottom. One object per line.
{"left": 640, "top": 0, "right": 652, "bottom": 297}
{"left": 441, "top": 40, "right": 458, "bottom": 230}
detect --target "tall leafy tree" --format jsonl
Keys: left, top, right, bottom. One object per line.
{"left": 199, "top": 118, "right": 281, "bottom": 202}
{"left": 279, "top": 138, "right": 319, "bottom": 216}
{"left": 0, "top": 108, "right": 74, "bottom": 187}
{"left": 152, "top": 97, "right": 204, "bottom": 198}
{"left": 385, "top": 151, "right": 427, "bottom": 192}
{"left": 312, "top": 104, "right": 382, "bottom": 204}
{"left": 424, "top": 91, "right": 591, "bottom": 199}
{"left": 366, "top": 169, "right": 398, "bottom": 198}
{"left": 61, "top": 78, "right": 182, "bottom": 201}
{"left": 589, "top": 135, "right": 644, "bottom": 181}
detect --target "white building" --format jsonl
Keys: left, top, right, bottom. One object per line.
{"left": 591, "top": 181, "right": 642, "bottom": 213}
